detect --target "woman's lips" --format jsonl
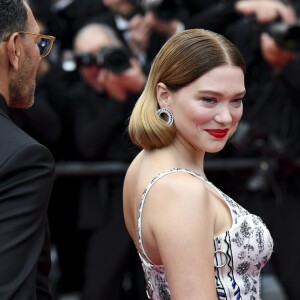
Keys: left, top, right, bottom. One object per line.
{"left": 205, "top": 129, "right": 229, "bottom": 138}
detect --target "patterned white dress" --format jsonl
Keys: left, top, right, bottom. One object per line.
{"left": 137, "top": 168, "right": 274, "bottom": 300}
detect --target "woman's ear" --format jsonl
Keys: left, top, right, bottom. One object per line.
{"left": 156, "top": 82, "right": 170, "bottom": 108}
{"left": 6, "top": 33, "right": 22, "bottom": 71}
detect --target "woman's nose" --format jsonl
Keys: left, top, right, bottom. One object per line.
{"left": 214, "top": 105, "right": 233, "bottom": 124}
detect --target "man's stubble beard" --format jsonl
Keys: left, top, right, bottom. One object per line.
{"left": 8, "top": 53, "right": 36, "bottom": 109}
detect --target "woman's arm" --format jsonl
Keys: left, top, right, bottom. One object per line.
{"left": 143, "top": 172, "right": 217, "bottom": 299}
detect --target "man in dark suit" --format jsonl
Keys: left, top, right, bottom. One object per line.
{"left": 0, "top": 0, "right": 56, "bottom": 299}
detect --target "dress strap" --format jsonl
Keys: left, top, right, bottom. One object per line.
{"left": 137, "top": 168, "right": 206, "bottom": 265}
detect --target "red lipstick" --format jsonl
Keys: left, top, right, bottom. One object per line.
{"left": 205, "top": 129, "right": 229, "bottom": 138}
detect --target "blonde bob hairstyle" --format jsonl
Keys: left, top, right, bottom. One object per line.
{"left": 128, "top": 28, "right": 246, "bottom": 150}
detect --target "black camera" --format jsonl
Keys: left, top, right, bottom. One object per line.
{"left": 231, "top": 16, "right": 300, "bottom": 53}
{"left": 267, "top": 21, "right": 300, "bottom": 52}
{"left": 75, "top": 46, "right": 131, "bottom": 73}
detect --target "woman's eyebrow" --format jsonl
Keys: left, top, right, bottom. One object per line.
{"left": 196, "top": 90, "right": 246, "bottom": 97}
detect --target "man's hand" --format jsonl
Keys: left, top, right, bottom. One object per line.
{"left": 235, "top": 0, "right": 297, "bottom": 24}
{"left": 144, "top": 11, "right": 184, "bottom": 37}
{"left": 97, "top": 58, "right": 146, "bottom": 102}
{"left": 129, "top": 14, "right": 153, "bottom": 54}
{"left": 260, "top": 32, "right": 296, "bottom": 69}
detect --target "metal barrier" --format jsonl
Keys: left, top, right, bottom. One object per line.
{"left": 54, "top": 158, "right": 282, "bottom": 177}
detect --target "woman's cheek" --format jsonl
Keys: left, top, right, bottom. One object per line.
{"left": 233, "top": 106, "right": 243, "bottom": 123}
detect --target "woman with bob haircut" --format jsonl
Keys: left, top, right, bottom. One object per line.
{"left": 123, "top": 28, "right": 273, "bottom": 299}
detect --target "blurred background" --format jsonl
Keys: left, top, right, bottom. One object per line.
{"left": 16, "top": 0, "right": 300, "bottom": 299}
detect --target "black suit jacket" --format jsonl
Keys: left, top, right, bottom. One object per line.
{"left": 0, "top": 95, "right": 55, "bottom": 299}
{"left": 62, "top": 82, "right": 139, "bottom": 229}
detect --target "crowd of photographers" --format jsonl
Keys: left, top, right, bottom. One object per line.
{"left": 10, "top": 0, "right": 300, "bottom": 299}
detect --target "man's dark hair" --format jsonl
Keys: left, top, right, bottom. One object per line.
{"left": 0, "top": 0, "right": 28, "bottom": 40}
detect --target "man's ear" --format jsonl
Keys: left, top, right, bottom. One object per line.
{"left": 6, "top": 33, "right": 22, "bottom": 71}
{"left": 156, "top": 82, "right": 170, "bottom": 108}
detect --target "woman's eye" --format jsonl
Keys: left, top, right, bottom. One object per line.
{"left": 201, "top": 98, "right": 215, "bottom": 103}
{"left": 232, "top": 98, "right": 244, "bottom": 104}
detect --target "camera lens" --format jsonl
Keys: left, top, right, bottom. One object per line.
{"left": 98, "top": 47, "right": 131, "bottom": 73}
{"left": 268, "top": 22, "right": 300, "bottom": 52}
{"left": 104, "top": 48, "right": 131, "bottom": 73}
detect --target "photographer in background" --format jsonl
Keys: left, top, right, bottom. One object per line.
{"left": 90, "top": 0, "right": 188, "bottom": 74}
{"left": 61, "top": 23, "right": 146, "bottom": 300}
{"left": 210, "top": 1, "right": 300, "bottom": 299}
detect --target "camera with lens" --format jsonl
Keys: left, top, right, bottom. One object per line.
{"left": 231, "top": 121, "right": 296, "bottom": 192}
{"left": 230, "top": 15, "right": 300, "bottom": 53}
{"left": 75, "top": 46, "right": 131, "bottom": 73}
{"left": 266, "top": 21, "right": 300, "bottom": 52}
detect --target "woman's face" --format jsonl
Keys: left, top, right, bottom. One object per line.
{"left": 167, "top": 65, "right": 245, "bottom": 154}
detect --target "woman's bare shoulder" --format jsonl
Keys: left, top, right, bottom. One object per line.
{"left": 146, "top": 171, "right": 212, "bottom": 225}
{"left": 147, "top": 171, "right": 216, "bottom": 273}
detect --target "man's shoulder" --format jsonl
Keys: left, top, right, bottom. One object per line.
{"left": 0, "top": 113, "right": 53, "bottom": 162}
{"left": 0, "top": 113, "right": 37, "bottom": 143}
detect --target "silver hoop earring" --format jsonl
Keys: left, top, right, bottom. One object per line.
{"left": 157, "top": 108, "right": 174, "bottom": 126}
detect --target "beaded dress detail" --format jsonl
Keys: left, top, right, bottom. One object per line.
{"left": 137, "top": 168, "right": 273, "bottom": 300}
